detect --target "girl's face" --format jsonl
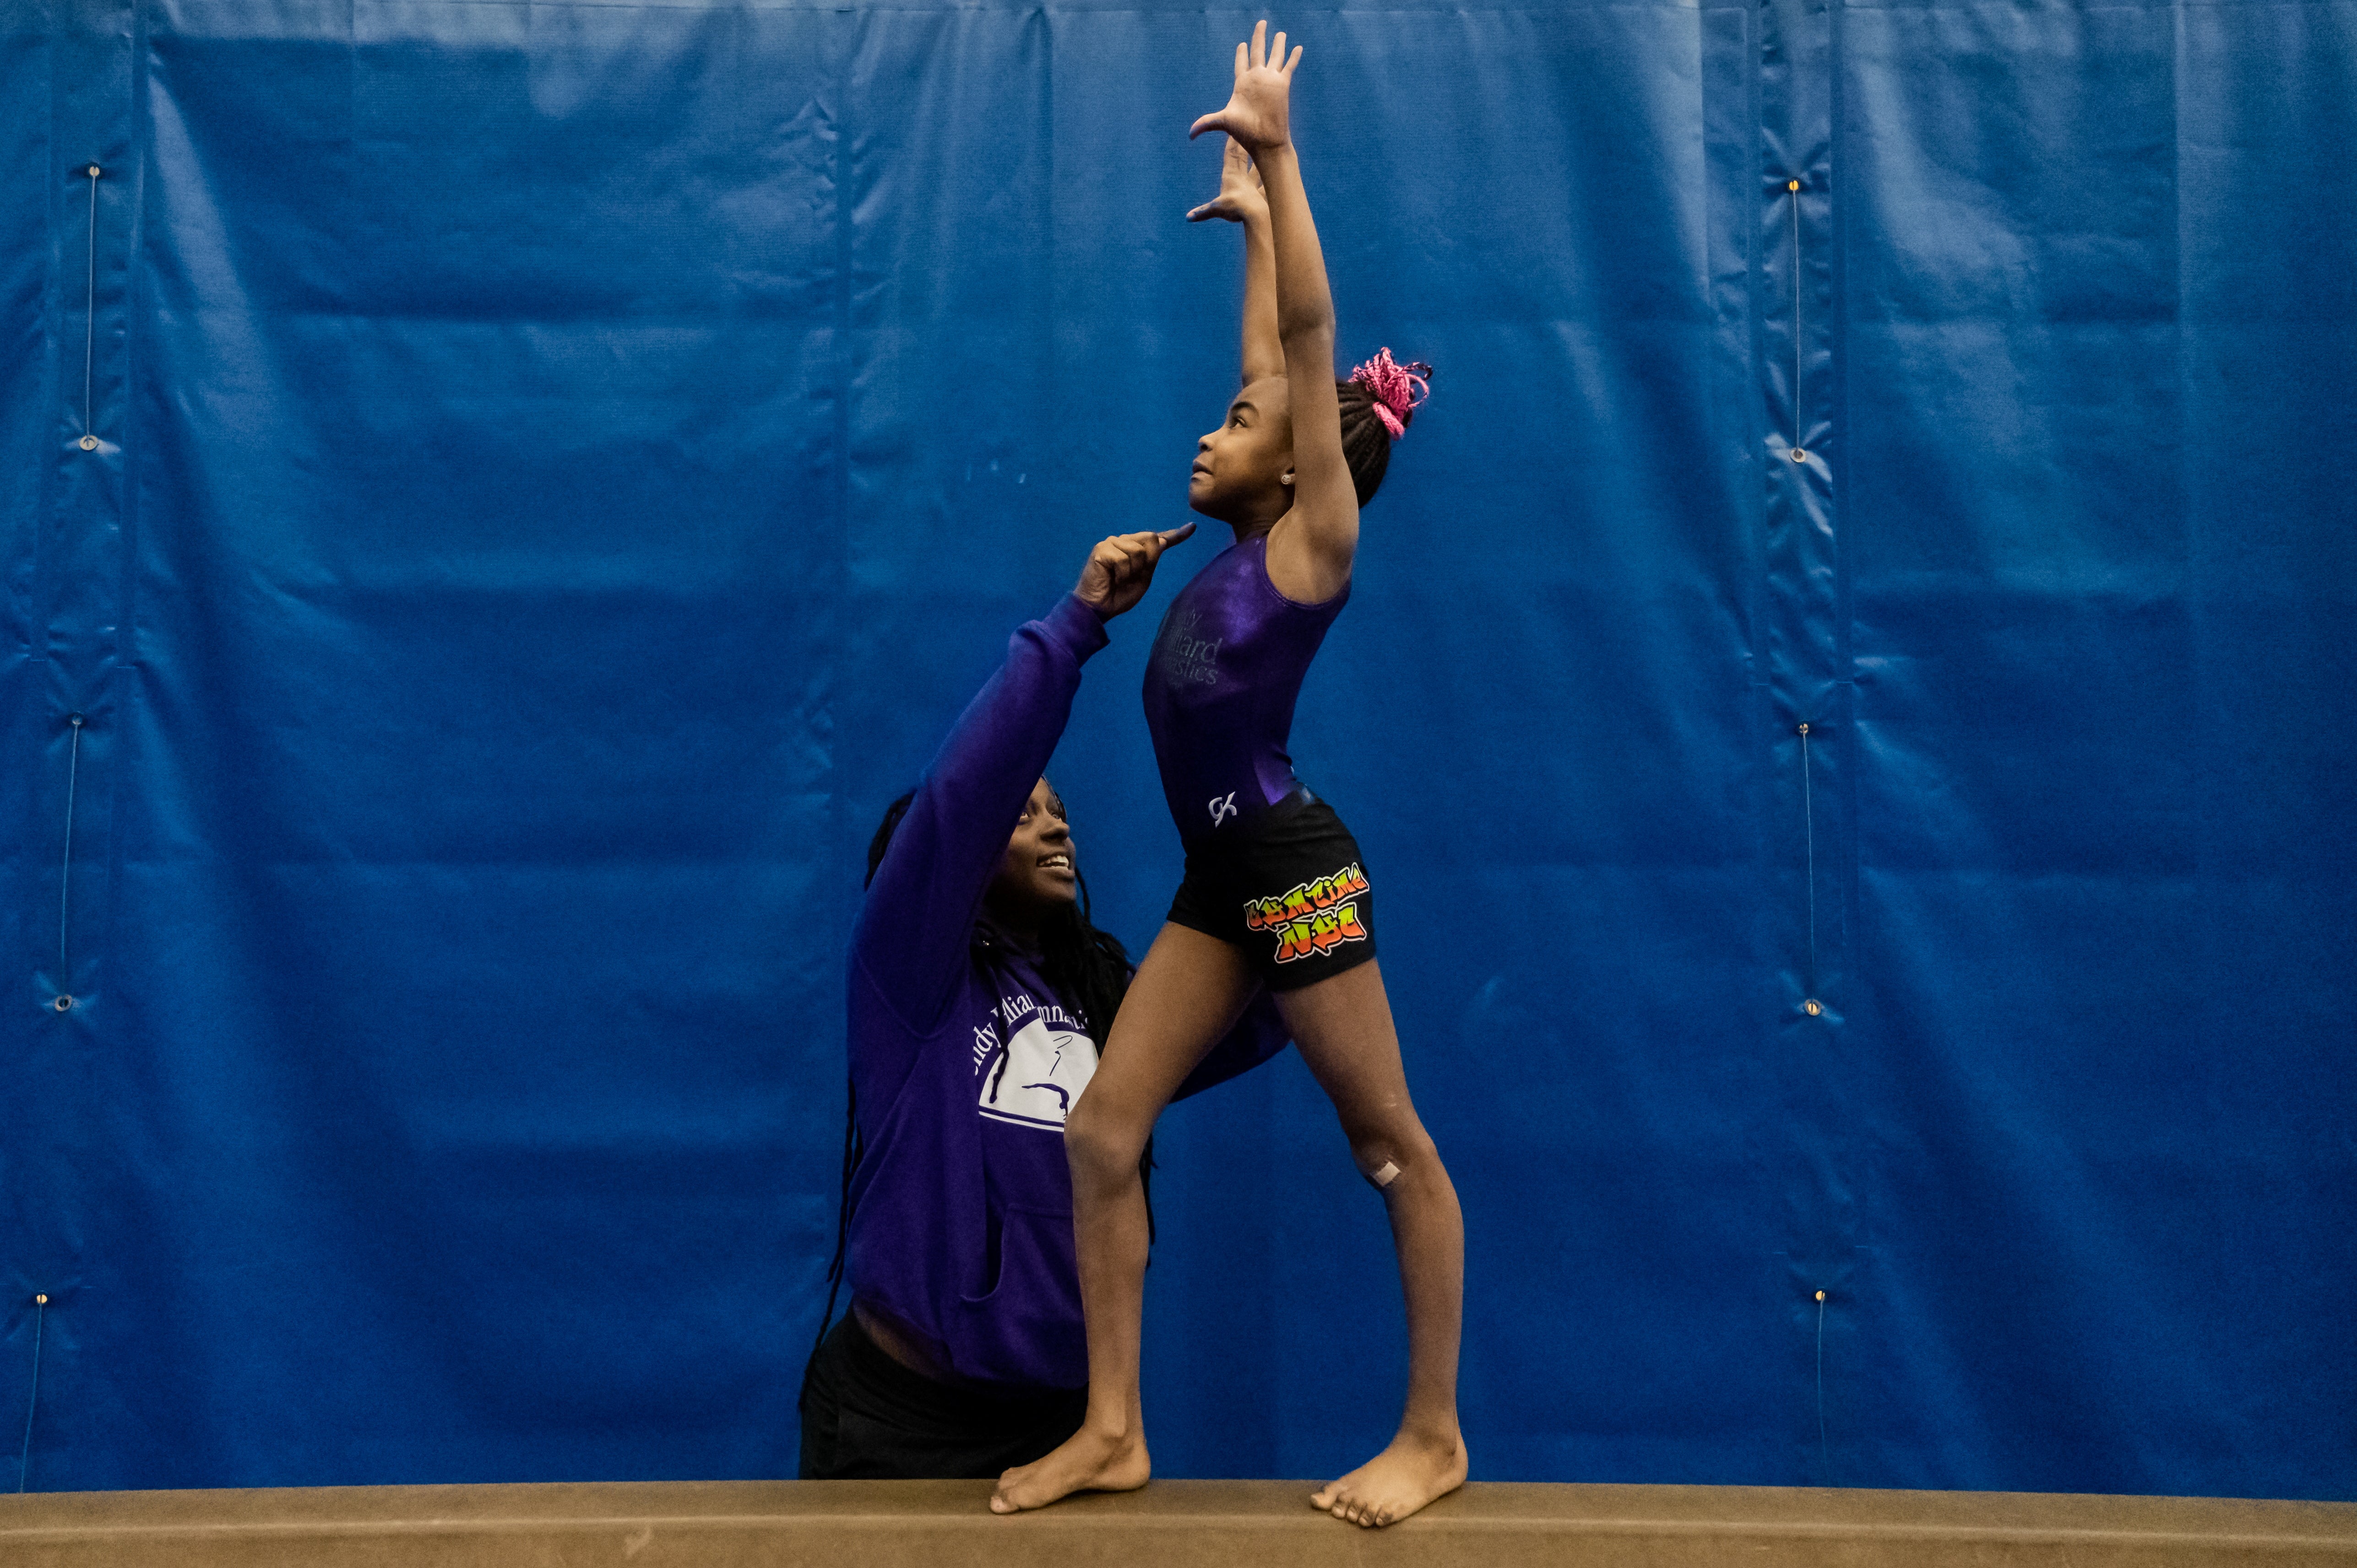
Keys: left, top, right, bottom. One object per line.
{"left": 1189, "top": 376, "right": 1295, "bottom": 526}
{"left": 989, "top": 778, "right": 1078, "bottom": 921}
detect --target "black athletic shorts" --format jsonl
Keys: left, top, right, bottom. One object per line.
{"left": 797, "top": 1313, "right": 1086, "bottom": 1480}
{"left": 1166, "top": 791, "right": 1379, "bottom": 992}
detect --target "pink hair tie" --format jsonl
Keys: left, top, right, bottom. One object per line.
{"left": 1350, "top": 347, "right": 1432, "bottom": 440}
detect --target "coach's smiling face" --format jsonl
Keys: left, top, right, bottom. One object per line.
{"left": 988, "top": 778, "right": 1079, "bottom": 934}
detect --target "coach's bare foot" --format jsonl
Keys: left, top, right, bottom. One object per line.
{"left": 990, "top": 1423, "right": 1151, "bottom": 1514}
{"left": 1310, "top": 1428, "right": 1467, "bottom": 1528}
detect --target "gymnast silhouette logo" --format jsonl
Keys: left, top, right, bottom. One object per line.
{"left": 1242, "top": 862, "right": 1372, "bottom": 966}
{"left": 978, "top": 1008, "right": 1097, "bottom": 1132}
{"left": 1209, "top": 792, "right": 1238, "bottom": 828}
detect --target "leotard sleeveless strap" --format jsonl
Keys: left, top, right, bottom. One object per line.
{"left": 1142, "top": 534, "right": 1347, "bottom": 847}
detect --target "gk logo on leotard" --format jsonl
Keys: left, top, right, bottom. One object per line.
{"left": 1242, "top": 863, "right": 1371, "bottom": 966}
{"left": 1208, "top": 792, "right": 1238, "bottom": 828}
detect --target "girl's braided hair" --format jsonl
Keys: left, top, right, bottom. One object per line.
{"left": 1335, "top": 348, "right": 1434, "bottom": 508}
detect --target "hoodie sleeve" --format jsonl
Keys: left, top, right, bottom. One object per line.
{"left": 851, "top": 595, "right": 1110, "bottom": 1074}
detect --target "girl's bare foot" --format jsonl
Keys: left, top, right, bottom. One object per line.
{"left": 989, "top": 1423, "right": 1151, "bottom": 1514}
{"left": 1309, "top": 1429, "right": 1468, "bottom": 1528}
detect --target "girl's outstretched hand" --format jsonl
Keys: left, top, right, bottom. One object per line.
{"left": 1187, "top": 136, "right": 1269, "bottom": 224}
{"left": 1189, "top": 20, "right": 1299, "bottom": 155}
{"left": 1075, "top": 522, "right": 1196, "bottom": 619}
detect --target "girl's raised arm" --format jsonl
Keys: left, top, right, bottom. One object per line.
{"left": 1191, "top": 22, "right": 1355, "bottom": 604}
{"left": 1189, "top": 137, "right": 1284, "bottom": 387}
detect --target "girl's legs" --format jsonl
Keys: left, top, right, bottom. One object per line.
{"left": 1276, "top": 958, "right": 1466, "bottom": 1528}
{"left": 990, "top": 923, "right": 1260, "bottom": 1514}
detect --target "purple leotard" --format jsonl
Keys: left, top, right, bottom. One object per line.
{"left": 1143, "top": 534, "right": 1347, "bottom": 847}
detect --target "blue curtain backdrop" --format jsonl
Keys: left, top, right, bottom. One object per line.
{"left": 4, "top": 0, "right": 2352, "bottom": 1497}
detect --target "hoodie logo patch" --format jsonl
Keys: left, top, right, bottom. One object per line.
{"left": 978, "top": 1011, "right": 1097, "bottom": 1131}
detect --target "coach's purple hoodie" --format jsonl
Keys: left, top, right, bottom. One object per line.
{"left": 846, "top": 593, "right": 1287, "bottom": 1390}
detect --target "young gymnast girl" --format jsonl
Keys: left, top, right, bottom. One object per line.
{"left": 991, "top": 23, "right": 1465, "bottom": 1529}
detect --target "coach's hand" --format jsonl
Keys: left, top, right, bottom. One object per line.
{"left": 1075, "top": 522, "right": 1196, "bottom": 619}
